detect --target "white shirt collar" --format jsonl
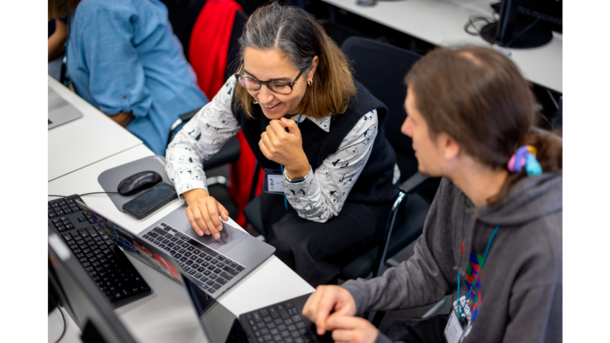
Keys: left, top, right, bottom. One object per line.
{"left": 289, "top": 114, "right": 331, "bottom": 132}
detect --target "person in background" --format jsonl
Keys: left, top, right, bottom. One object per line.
{"left": 47, "top": 0, "right": 207, "bottom": 155}
{"left": 47, "top": 18, "right": 68, "bottom": 81}
{"left": 165, "top": 2, "right": 399, "bottom": 287}
{"left": 302, "top": 46, "right": 562, "bottom": 343}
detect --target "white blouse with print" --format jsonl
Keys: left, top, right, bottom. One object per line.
{"left": 165, "top": 77, "right": 398, "bottom": 223}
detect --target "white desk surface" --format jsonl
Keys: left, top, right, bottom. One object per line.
{"left": 48, "top": 76, "right": 143, "bottom": 182}
{"left": 322, "top": 0, "right": 562, "bottom": 93}
{"left": 48, "top": 146, "right": 314, "bottom": 343}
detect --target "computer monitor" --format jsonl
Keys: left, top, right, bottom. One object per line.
{"left": 481, "top": 0, "right": 562, "bottom": 48}
{"left": 48, "top": 230, "right": 137, "bottom": 343}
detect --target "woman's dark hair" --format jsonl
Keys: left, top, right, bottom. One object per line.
{"left": 233, "top": 2, "right": 356, "bottom": 119}
{"left": 405, "top": 46, "right": 562, "bottom": 205}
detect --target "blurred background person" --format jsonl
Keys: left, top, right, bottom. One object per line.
{"left": 48, "top": 0, "right": 208, "bottom": 155}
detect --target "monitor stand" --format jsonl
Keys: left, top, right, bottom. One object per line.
{"left": 481, "top": 21, "right": 553, "bottom": 49}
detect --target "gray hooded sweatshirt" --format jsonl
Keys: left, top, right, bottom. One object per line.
{"left": 342, "top": 172, "right": 562, "bottom": 343}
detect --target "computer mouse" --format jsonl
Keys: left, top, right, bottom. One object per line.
{"left": 117, "top": 171, "right": 162, "bottom": 196}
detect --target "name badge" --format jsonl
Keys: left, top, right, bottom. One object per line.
{"left": 444, "top": 310, "right": 465, "bottom": 343}
{"left": 263, "top": 169, "right": 285, "bottom": 194}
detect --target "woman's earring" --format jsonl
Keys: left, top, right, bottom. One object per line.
{"left": 308, "top": 80, "right": 313, "bottom": 87}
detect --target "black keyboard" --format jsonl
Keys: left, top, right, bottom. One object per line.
{"left": 244, "top": 300, "right": 316, "bottom": 343}
{"left": 49, "top": 195, "right": 152, "bottom": 305}
{"left": 142, "top": 223, "right": 244, "bottom": 294}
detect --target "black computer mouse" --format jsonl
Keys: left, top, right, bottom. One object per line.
{"left": 117, "top": 171, "right": 162, "bottom": 196}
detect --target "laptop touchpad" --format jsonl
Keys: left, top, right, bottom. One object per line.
{"left": 184, "top": 221, "right": 247, "bottom": 253}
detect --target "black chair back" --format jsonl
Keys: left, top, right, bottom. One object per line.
{"left": 341, "top": 37, "right": 420, "bottom": 182}
{"left": 227, "top": 11, "right": 249, "bottom": 79}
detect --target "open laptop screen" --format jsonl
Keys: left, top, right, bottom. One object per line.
{"left": 183, "top": 273, "right": 249, "bottom": 343}
{"left": 75, "top": 200, "right": 182, "bottom": 284}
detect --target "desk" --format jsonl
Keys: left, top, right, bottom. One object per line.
{"left": 48, "top": 145, "right": 314, "bottom": 343}
{"left": 322, "top": 0, "right": 562, "bottom": 93}
{"left": 48, "top": 76, "right": 143, "bottom": 182}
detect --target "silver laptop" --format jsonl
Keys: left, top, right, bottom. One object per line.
{"left": 49, "top": 85, "right": 83, "bottom": 129}
{"left": 75, "top": 200, "right": 275, "bottom": 299}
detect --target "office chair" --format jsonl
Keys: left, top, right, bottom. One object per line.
{"left": 339, "top": 36, "right": 444, "bottom": 325}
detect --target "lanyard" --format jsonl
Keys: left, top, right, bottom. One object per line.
{"left": 456, "top": 225, "right": 499, "bottom": 321}
{"left": 279, "top": 114, "right": 302, "bottom": 211}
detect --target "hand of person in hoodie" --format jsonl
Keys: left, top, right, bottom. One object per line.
{"left": 303, "top": 285, "right": 378, "bottom": 342}
{"left": 324, "top": 314, "right": 378, "bottom": 343}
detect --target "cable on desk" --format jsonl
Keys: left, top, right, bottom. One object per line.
{"left": 49, "top": 297, "right": 67, "bottom": 343}
{"left": 48, "top": 191, "right": 120, "bottom": 198}
{"left": 464, "top": 15, "right": 494, "bottom": 36}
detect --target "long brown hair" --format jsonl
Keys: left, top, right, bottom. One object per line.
{"left": 48, "top": 0, "right": 79, "bottom": 21}
{"left": 233, "top": 2, "right": 356, "bottom": 119}
{"left": 405, "top": 47, "right": 562, "bottom": 205}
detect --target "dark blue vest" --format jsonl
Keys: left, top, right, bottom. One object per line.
{"left": 232, "top": 81, "right": 398, "bottom": 205}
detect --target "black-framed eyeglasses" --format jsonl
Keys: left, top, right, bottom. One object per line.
{"left": 234, "top": 63, "right": 308, "bottom": 95}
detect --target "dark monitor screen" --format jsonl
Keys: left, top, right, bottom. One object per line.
{"left": 482, "top": 0, "right": 562, "bottom": 48}
{"left": 48, "top": 230, "right": 137, "bottom": 343}
{"left": 182, "top": 273, "right": 249, "bottom": 343}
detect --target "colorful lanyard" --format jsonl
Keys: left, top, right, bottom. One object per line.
{"left": 456, "top": 225, "right": 500, "bottom": 321}
{"left": 279, "top": 114, "right": 302, "bottom": 211}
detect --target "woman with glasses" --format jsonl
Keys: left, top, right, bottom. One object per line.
{"left": 165, "top": 2, "right": 399, "bottom": 286}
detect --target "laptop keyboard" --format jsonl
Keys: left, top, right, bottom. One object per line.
{"left": 142, "top": 223, "right": 245, "bottom": 294}
{"left": 244, "top": 300, "right": 316, "bottom": 343}
{"left": 49, "top": 195, "right": 152, "bottom": 304}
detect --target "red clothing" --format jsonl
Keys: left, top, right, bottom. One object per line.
{"left": 188, "top": 0, "right": 261, "bottom": 226}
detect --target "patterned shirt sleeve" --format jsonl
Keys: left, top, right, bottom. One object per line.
{"left": 165, "top": 78, "right": 241, "bottom": 197}
{"left": 282, "top": 110, "right": 379, "bottom": 223}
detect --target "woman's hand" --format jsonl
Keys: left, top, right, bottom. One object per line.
{"left": 182, "top": 188, "right": 229, "bottom": 239}
{"left": 259, "top": 117, "right": 309, "bottom": 178}
{"left": 302, "top": 285, "right": 358, "bottom": 335}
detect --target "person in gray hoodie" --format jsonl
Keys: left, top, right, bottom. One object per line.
{"left": 302, "top": 46, "right": 562, "bottom": 343}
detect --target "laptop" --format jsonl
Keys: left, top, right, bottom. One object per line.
{"left": 49, "top": 85, "right": 83, "bottom": 129}
{"left": 73, "top": 201, "right": 332, "bottom": 343}
{"left": 75, "top": 200, "right": 275, "bottom": 299}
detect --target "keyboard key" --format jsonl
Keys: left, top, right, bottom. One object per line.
{"left": 215, "top": 277, "right": 227, "bottom": 285}
{"left": 252, "top": 312, "right": 262, "bottom": 322}
{"left": 269, "top": 307, "right": 280, "bottom": 319}
{"left": 219, "top": 272, "right": 233, "bottom": 281}
{"left": 277, "top": 305, "right": 289, "bottom": 319}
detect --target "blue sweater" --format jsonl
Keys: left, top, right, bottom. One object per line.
{"left": 66, "top": 0, "right": 207, "bottom": 155}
